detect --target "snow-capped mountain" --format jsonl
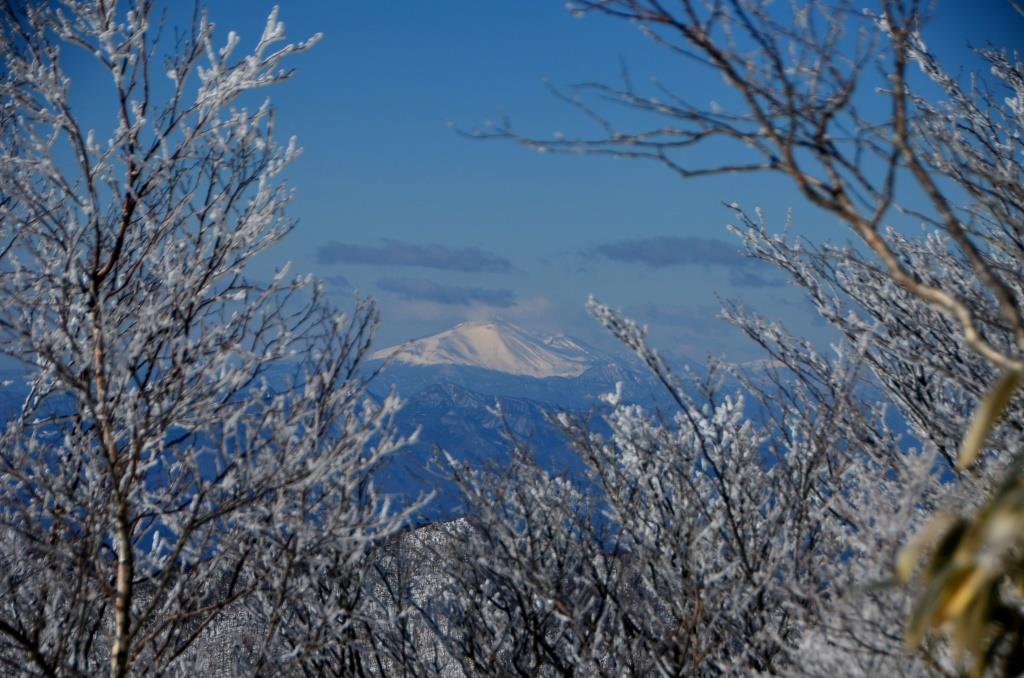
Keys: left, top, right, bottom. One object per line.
{"left": 370, "top": 320, "right": 598, "bottom": 378}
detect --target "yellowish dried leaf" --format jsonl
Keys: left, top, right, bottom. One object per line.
{"left": 958, "top": 369, "right": 1023, "bottom": 469}
{"left": 896, "top": 512, "right": 957, "bottom": 584}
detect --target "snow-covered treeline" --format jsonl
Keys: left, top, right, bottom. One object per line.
{"left": 0, "top": 0, "right": 1022, "bottom": 675}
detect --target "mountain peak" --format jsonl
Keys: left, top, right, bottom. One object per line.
{"left": 371, "top": 320, "right": 596, "bottom": 378}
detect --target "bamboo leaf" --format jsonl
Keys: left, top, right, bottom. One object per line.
{"left": 958, "top": 370, "right": 1024, "bottom": 469}
{"left": 896, "top": 513, "right": 958, "bottom": 584}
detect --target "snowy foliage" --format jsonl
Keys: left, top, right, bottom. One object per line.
{"left": 0, "top": 2, "right": 421, "bottom": 675}
{"left": 369, "top": 306, "right": 942, "bottom": 675}
{"left": 3, "top": 0, "right": 1024, "bottom": 675}
{"left": 421, "top": 0, "right": 1024, "bottom": 675}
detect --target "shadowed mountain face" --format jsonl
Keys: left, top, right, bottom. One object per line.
{"left": 372, "top": 382, "right": 587, "bottom": 519}
{"left": 368, "top": 359, "right": 662, "bottom": 412}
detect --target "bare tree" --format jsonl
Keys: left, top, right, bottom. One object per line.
{"left": 442, "top": 0, "right": 1024, "bottom": 673}
{"left": 0, "top": 2, "right": 421, "bottom": 675}
{"left": 484, "top": 0, "right": 1024, "bottom": 375}
{"left": 398, "top": 326, "right": 943, "bottom": 675}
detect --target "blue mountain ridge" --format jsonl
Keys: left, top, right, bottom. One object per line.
{"left": 0, "top": 346, "right": 914, "bottom": 525}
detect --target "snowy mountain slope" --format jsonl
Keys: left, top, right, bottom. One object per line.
{"left": 370, "top": 320, "right": 598, "bottom": 378}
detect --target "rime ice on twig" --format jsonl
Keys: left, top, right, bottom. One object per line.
{"left": 0, "top": 3, "right": 421, "bottom": 675}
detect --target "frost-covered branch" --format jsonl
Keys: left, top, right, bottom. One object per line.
{"left": 0, "top": 2, "right": 421, "bottom": 675}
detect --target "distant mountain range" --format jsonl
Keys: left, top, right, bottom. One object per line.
{"left": 366, "top": 321, "right": 669, "bottom": 517}
{"left": 0, "top": 321, "right": 679, "bottom": 520}
{"left": 0, "top": 320, "right": 917, "bottom": 528}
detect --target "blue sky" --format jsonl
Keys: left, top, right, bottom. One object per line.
{"left": 74, "top": 1, "right": 1024, "bottom": 360}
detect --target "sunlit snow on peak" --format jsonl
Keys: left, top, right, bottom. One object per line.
{"left": 371, "top": 320, "right": 596, "bottom": 378}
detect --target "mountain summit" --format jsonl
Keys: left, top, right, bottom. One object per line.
{"left": 370, "top": 321, "right": 597, "bottom": 378}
